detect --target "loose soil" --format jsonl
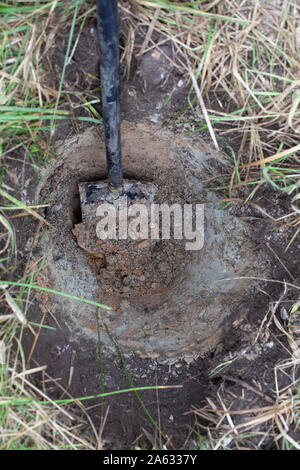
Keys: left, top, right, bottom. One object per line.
{"left": 11, "top": 19, "right": 300, "bottom": 448}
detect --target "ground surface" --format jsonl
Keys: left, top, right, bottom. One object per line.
{"left": 16, "top": 17, "right": 300, "bottom": 449}
{"left": 1, "top": 2, "right": 299, "bottom": 450}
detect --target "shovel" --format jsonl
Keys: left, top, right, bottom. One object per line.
{"left": 74, "top": 0, "right": 157, "bottom": 257}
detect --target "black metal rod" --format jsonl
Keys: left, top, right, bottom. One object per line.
{"left": 96, "top": 0, "right": 123, "bottom": 190}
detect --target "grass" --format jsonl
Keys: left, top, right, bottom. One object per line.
{"left": 0, "top": 0, "right": 112, "bottom": 449}
{"left": 0, "top": 0, "right": 300, "bottom": 450}
{"left": 132, "top": 0, "right": 300, "bottom": 252}
{"left": 191, "top": 294, "right": 300, "bottom": 450}
{"left": 131, "top": 0, "right": 300, "bottom": 193}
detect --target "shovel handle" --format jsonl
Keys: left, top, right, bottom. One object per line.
{"left": 96, "top": 0, "right": 123, "bottom": 190}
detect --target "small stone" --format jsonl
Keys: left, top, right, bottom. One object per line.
{"left": 122, "top": 276, "right": 130, "bottom": 286}
{"left": 280, "top": 307, "right": 289, "bottom": 321}
{"left": 134, "top": 268, "right": 143, "bottom": 276}
{"left": 184, "top": 356, "right": 194, "bottom": 365}
{"left": 121, "top": 286, "right": 130, "bottom": 293}
{"left": 263, "top": 341, "right": 274, "bottom": 350}
{"left": 136, "top": 239, "right": 151, "bottom": 250}
{"left": 159, "top": 262, "right": 169, "bottom": 272}
{"left": 120, "top": 300, "right": 130, "bottom": 310}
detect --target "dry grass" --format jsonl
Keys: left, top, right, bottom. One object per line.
{"left": 0, "top": 0, "right": 101, "bottom": 450}
{"left": 0, "top": 315, "right": 99, "bottom": 449}
{"left": 128, "top": 0, "right": 300, "bottom": 154}
{"left": 124, "top": 0, "right": 300, "bottom": 249}
{"left": 191, "top": 292, "right": 300, "bottom": 450}
{"left": 125, "top": 0, "right": 300, "bottom": 220}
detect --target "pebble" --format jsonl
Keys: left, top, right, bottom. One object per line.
{"left": 136, "top": 239, "right": 151, "bottom": 249}
{"left": 108, "top": 252, "right": 119, "bottom": 263}
{"left": 280, "top": 307, "right": 289, "bottom": 320}
{"left": 120, "top": 300, "right": 130, "bottom": 310}
{"left": 121, "top": 286, "right": 130, "bottom": 293}
{"left": 122, "top": 276, "right": 130, "bottom": 286}
{"left": 159, "top": 262, "right": 169, "bottom": 272}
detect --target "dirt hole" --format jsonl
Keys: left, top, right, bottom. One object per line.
{"left": 71, "top": 193, "right": 82, "bottom": 225}
{"left": 36, "top": 122, "right": 273, "bottom": 361}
